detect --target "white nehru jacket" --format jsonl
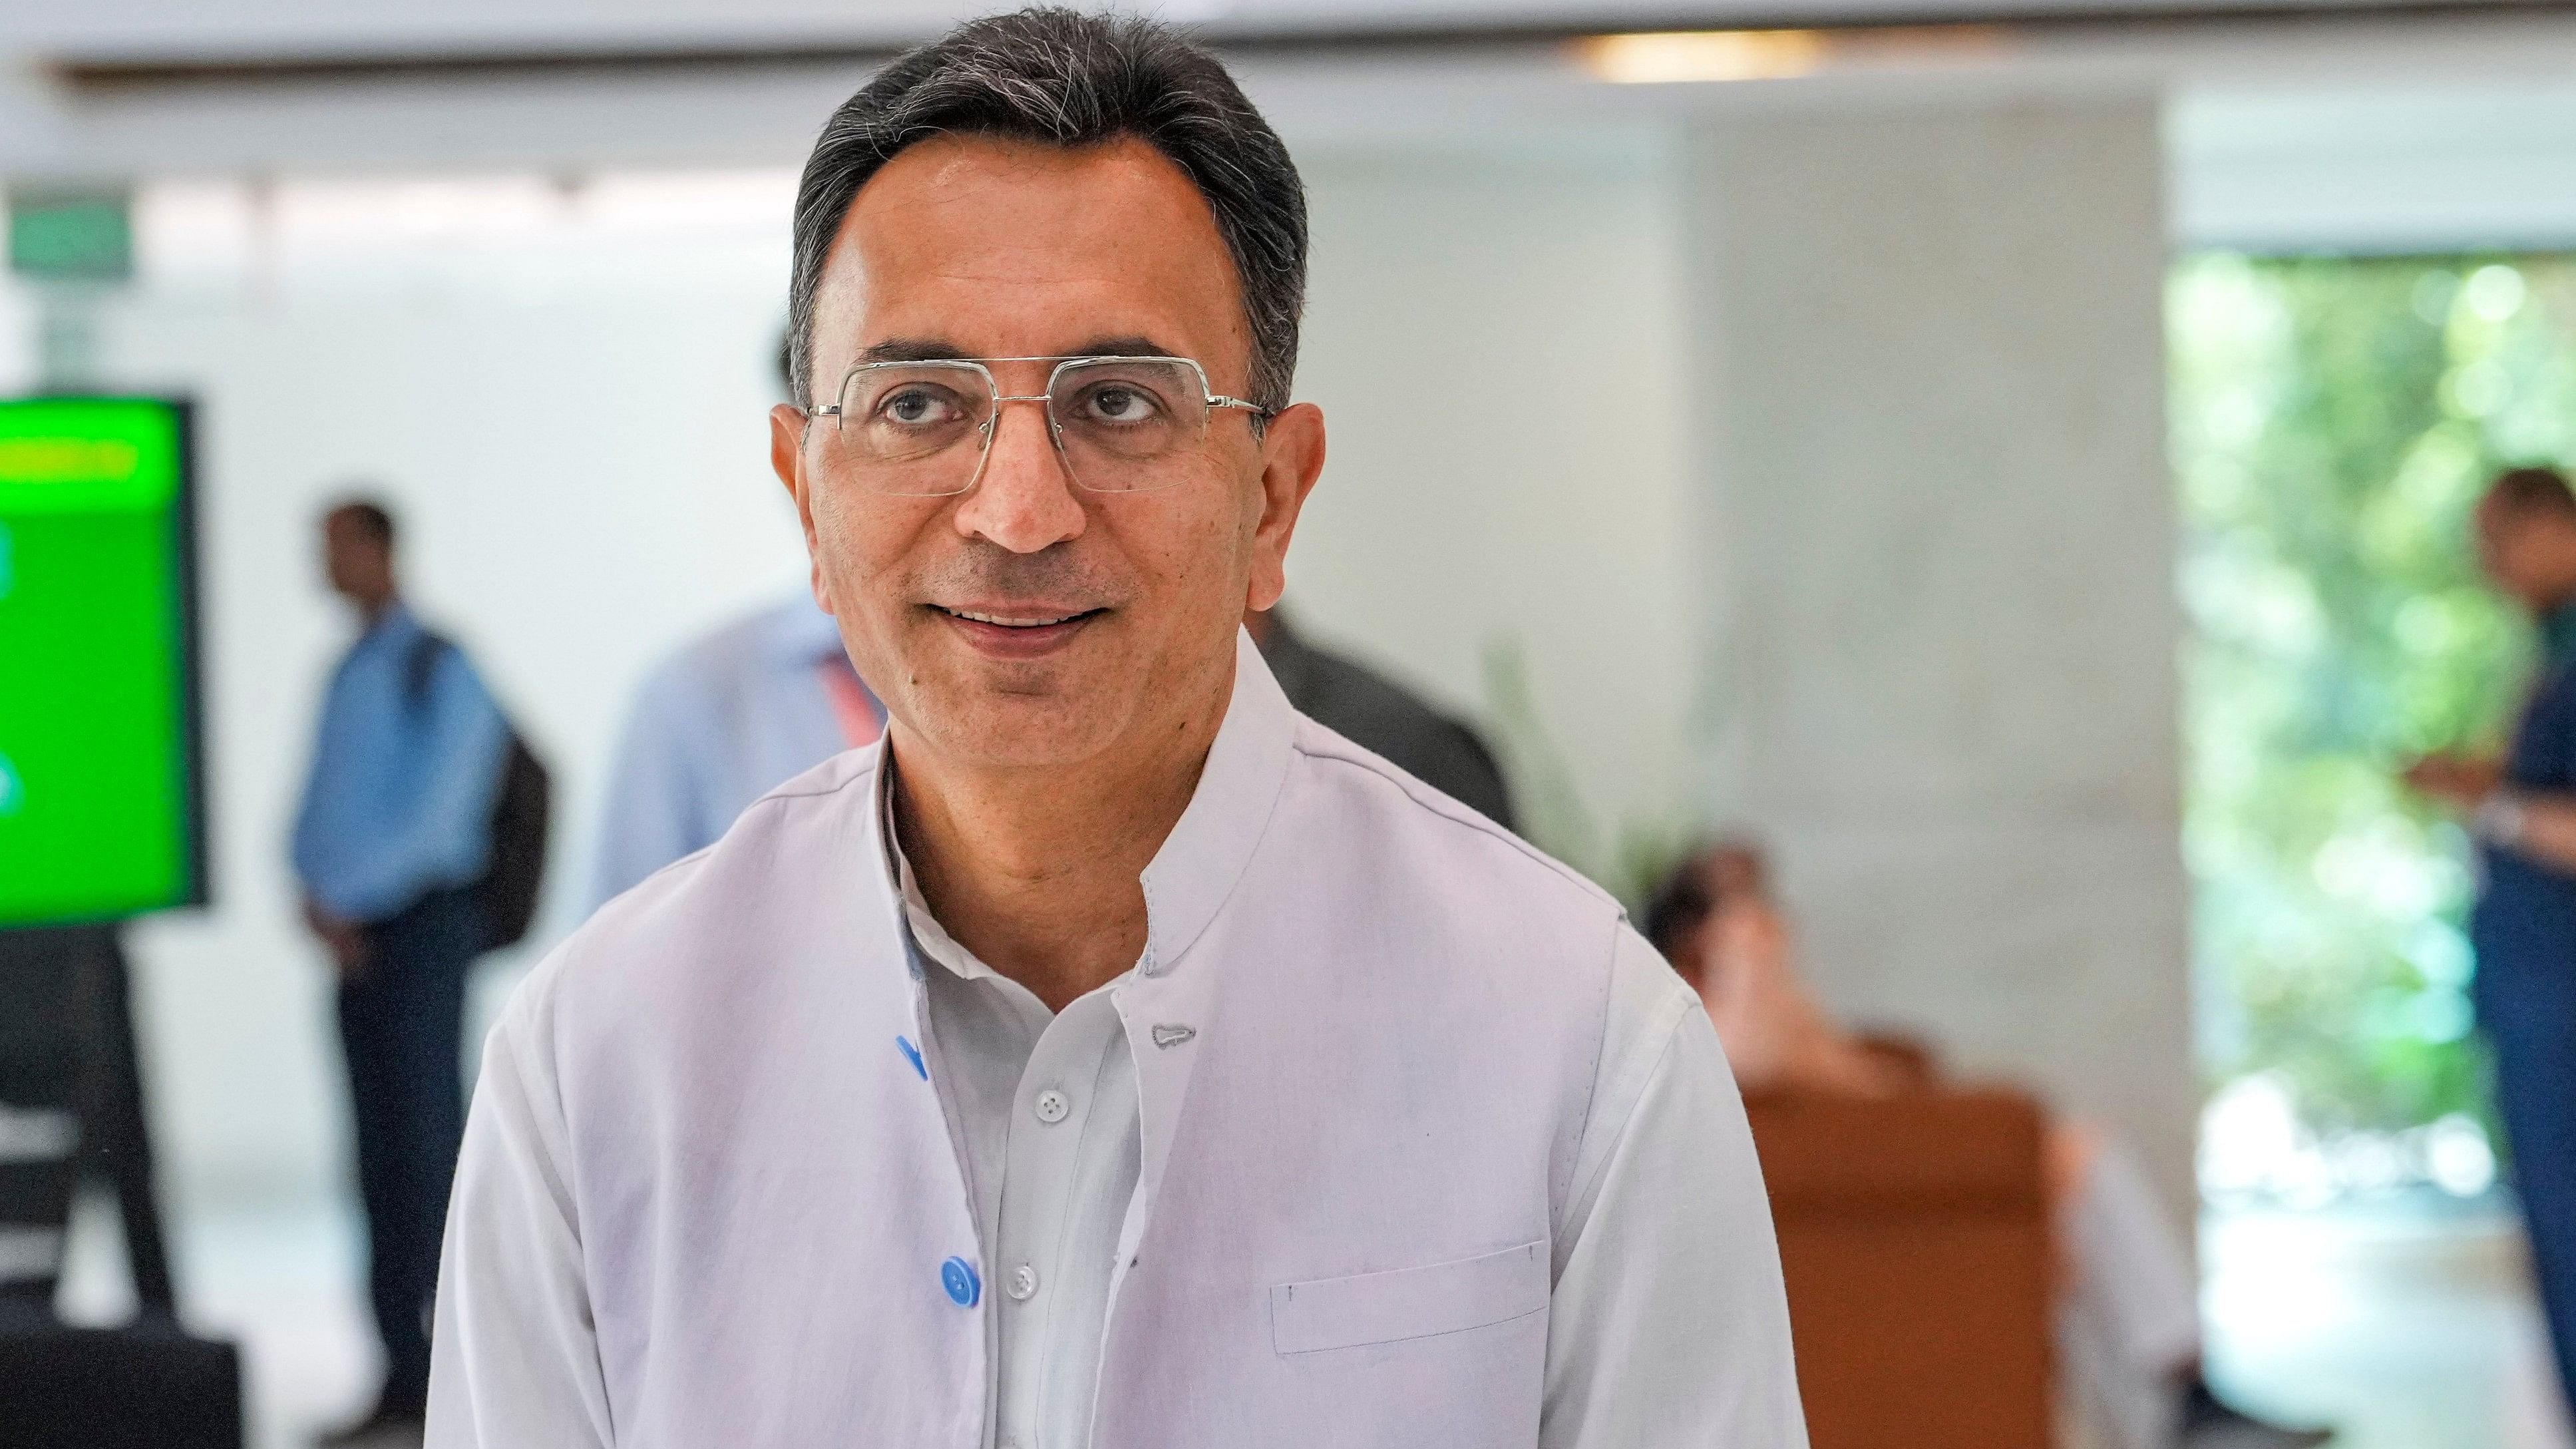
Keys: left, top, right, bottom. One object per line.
{"left": 426, "top": 634, "right": 1806, "bottom": 1448}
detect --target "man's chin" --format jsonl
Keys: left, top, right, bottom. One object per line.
{"left": 901, "top": 677, "right": 1133, "bottom": 771}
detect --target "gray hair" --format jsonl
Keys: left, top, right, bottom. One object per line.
{"left": 787, "top": 8, "right": 1308, "bottom": 418}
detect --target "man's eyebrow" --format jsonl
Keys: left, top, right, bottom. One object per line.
{"left": 856, "top": 339, "right": 976, "bottom": 364}
{"left": 1067, "top": 337, "right": 1178, "bottom": 359}
{"left": 850, "top": 338, "right": 1183, "bottom": 364}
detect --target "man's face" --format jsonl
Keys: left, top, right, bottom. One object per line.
{"left": 321, "top": 513, "right": 389, "bottom": 606}
{"left": 2476, "top": 497, "right": 2576, "bottom": 612}
{"left": 773, "top": 135, "right": 1324, "bottom": 772}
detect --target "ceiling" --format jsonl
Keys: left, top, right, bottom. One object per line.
{"left": 6, "top": 1, "right": 2576, "bottom": 253}
{"left": 7, "top": 0, "right": 2553, "bottom": 66}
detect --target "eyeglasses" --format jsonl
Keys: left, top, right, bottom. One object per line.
{"left": 804, "top": 355, "right": 1271, "bottom": 497}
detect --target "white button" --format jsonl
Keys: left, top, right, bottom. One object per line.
{"left": 1007, "top": 1263, "right": 1040, "bottom": 1301}
{"left": 1033, "top": 1088, "right": 1071, "bottom": 1124}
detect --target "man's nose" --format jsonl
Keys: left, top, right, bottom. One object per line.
{"left": 953, "top": 399, "right": 1085, "bottom": 554}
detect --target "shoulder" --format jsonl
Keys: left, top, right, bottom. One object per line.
{"left": 509, "top": 747, "right": 882, "bottom": 1039}
{"left": 401, "top": 626, "right": 506, "bottom": 714}
{"left": 1282, "top": 714, "right": 1618, "bottom": 936}
{"left": 610, "top": 609, "right": 803, "bottom": 757}
{"left": 1293, "top": 646, "right": 1475, "bottom": 741}
{"left": 637, "top": 607, "right": 791, "bottom": 702}
{"left": 2537, "top": 662, "right": 2576, "bottom": 716}
{"left": 2514, "top": 664, "right": 2576, "bottom": 779}
{"left": 1271, "top": 718, "right": 1678, "bottom": 1215}
{"left": 1596, "top": 927, "right": 1708, "bottom": 1115}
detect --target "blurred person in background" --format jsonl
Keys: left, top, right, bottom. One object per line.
{"left": 292, "top": 499, "right": 509, "bottom": 1446}
{"left": 427, "top": 11, "right": 1801, "bottom": 1447}
{"left": 588, "top": 340, "right": 886, "bottom": 909}
{"left": 1646, "top": 843, "right": 2331, "bottom": 1449}
{"left": 1244, "top": 604, "right": 1516, "bottom": 829}
{"left": 2404, "top": 463, "right": 2576, "bottom": 1417}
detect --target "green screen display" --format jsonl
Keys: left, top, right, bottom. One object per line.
{"left": 0, "top": 397, "right": 203, "bottom": 925}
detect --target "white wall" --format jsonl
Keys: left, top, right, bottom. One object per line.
{"left": 1290, "top": 138, "right": 1695, "bottom": 852}
{"left": 83, "top": 139, "right": 1698, "bottom": 1214}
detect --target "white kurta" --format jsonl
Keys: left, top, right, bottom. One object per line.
{"left": 427, "top": 635, "right": 1805, "bottom": 1448}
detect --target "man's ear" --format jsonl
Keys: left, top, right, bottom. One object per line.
{"left": 770, "top": 403, "right": 834, "bottom": 615}
{"left": 1244, "top": 402, "right": 1326, "bottom": 614}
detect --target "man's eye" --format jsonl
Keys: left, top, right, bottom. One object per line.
{"left": 1086, "top": 386, "right": 1159, "bottom": 423}
{"left": 881, "top": 388, "right": 958, "bottom": 425}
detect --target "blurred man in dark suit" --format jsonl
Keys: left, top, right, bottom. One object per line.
{"left": 1246, "top": 606, "right": 1515, "bottom": 830}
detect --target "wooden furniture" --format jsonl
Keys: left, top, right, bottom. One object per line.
{"left": 1744, "top": 1083, "right": 2056, "bottom": 1449}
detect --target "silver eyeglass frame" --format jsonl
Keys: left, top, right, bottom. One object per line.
{"left": 803, "top": 353, "right": 1272, "bottom": 497}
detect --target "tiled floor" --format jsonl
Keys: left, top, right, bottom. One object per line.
{"left": 58, "top": 1189, "right": 2576, "bottom": 1448}
{"left": 2202, "top": 1200, "right": 2572, "bottom": 1449}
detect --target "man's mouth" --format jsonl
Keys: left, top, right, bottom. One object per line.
{"left": 928, "top": 602, "right": 1107, "bottom": 658}
{"left": 935, "top": 606, "right": 1101, "bottom": 628}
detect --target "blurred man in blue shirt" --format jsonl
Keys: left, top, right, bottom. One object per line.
{"left": 588, "top": 344, "right": 887, "bottom": 911}
{"left": 293, "top": 498, "right": 508, "bottom": 1444}
{"left": 589, "top": 592, "right": 880, "bottom": 908}
{"left": 2407, "top": 465, "right": 2576, "bottom": 1418}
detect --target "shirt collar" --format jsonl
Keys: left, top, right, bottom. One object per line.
{"left": 872, "top": 628, "right": 1300, "bottom": 988}
{"left": 2545, "top": 601, "right": 2576, "bottom": 670}
{"left": 882, "top": 780, "right": 1007, "bottom": 988}
{"left": 351, "top": 599, "right": 418, "bottom": 655}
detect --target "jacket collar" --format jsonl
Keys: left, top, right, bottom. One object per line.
{"left": 1136, "top": 630, "right": 1300, "bottom": 978}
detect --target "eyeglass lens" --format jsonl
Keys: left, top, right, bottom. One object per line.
{"left": 819, "top": 358, "right": 1218, "bottom": 497}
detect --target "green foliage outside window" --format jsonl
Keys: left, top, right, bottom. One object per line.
{"left": 2173, "top": 252, "right": 2576, "bottom": 1164}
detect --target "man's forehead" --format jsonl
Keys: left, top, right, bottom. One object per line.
{"left": 848, "top": 132, "right": 1211, "bottom": 230}
{"left": 817, "top": 134, "right": 1244, "bottom": 363}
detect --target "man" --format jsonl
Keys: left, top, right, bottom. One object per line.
{"left": 293, "top": 499, "right": 510, "bottom": 1443}
{"left": 428, "top": 13, "right": 1801, "bottom": 1448}
{"left": 588, "top": 345, "right": 886, "bottom": 909}
{"left": 2406, "top": 464, "right": 2576, "bottom": 1416}
{"left": 1247, "top": 604, "right": 1517, "bottom": 830}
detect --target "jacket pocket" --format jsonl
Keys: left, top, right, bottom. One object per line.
{"left": 1269, "top": 1241, "right": 1549, "bottom": 1355}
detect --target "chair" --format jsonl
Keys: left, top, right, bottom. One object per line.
{"left": 1743, "top": 1078, "right": 2055, "bottom": 1449}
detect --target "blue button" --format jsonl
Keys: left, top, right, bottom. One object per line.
{"left": 941, "top": 1256, "right": 980, "bottom": 1307}
{"left": 896, "top": 1036, "right": 926, "bottom": 1080}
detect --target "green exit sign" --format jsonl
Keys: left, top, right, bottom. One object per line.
{"left": 8, "top": 188, "right": 132, "bottom": 283}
